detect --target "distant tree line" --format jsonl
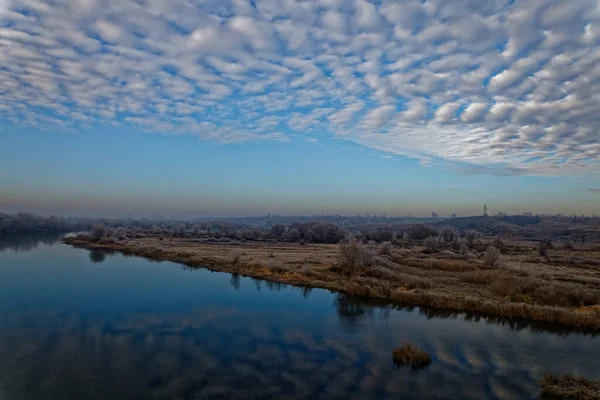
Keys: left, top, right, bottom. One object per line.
{"left": 84, "top": 220, "right": 348, "bottom": 244}
{"left": 0, "top": 213, "right": 79, "bottom": 236}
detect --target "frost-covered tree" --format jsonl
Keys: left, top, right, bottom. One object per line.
{"left": 270, "top": 224, "right": 287, "bottom": 238}
{"left": 113, "top": 227, "right": 128, "bottom": 240}
{"left": 284, "top": 228, "right": 300, "bottom": 242}
{"left": 424, "top": 236, "right": 439, "bottom": 253}
{"left": 240, "top": 229, "right": 254, "bottom": 240}
{"left": 441, "top": 228, "right": 456, "bottom": 243}
{"left": 90, "top": 224, "right": 108, "bottom": 240}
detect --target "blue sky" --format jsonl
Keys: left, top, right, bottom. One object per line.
{"left": 1, "top": 0, "right": 600, "bottom": 217}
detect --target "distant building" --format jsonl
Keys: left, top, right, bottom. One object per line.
{"left": 451, "top": 213, "right": 457, "bottom": 218}
{"left": 523, "top": 212, "right": 533, "bottom": 217}
{"left": 431, "top": 212, "right": 438, "bottom": 218}
{"left": 496, "top": 212, "right": 507, "bottom": 217}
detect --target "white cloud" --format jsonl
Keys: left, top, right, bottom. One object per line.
{"left": 435, "top": 102, "right": 460, "bottom": 123}
{"left": 461, "top": 103, "right": 488, "bottom": 123}
{"left": 1, "top": 0, "right": 600, "bottom": 176}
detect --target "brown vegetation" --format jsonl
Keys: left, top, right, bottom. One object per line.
{"left": 392, "top": 343, "right": 432, "bottom": 369}
{"left": 539, "top": 373, "right": 600, "bottom": 400}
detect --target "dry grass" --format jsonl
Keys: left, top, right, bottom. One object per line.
{"left": 539, "top": 373, "right": 600, "bottom": 399}
{"left": 392, "top": 343, "right": 432, "bottom": 369}
{"left": 488, "top": 277, "right": 600, "bottom": 307}
{"left": 402, "top": 257, "right": 478, "bottom": 272}
{"left": 230, "top": 250, "right": 242, "bottom": 264}
{"left": 460, "top": 268, "right": 525, "bottom": 284}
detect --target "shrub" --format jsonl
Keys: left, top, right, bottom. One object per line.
{"left": 379, "top": 241, "right": 393, "bottom": 256}
{"left": 538, "top": 241, "right": 548, "bottom": 257}
{"left": 230, "top": 251, "right": 241, "bottom": 264}
{"left": 407, "top": 224, "right": 438, "bottom": 240}
{"left": 392, "top": 343, "right": 432, "bottom": 369}
{"left": 376, "top": 229, "right": 394, "bottom": 243}
{"left": 484, "top": 246, "right": 501, "bottom": 267}
{"left": 240, "top": 229, "right": 254, "bottom": 240}
{"left": 284, "top": 228, "right": 301, "bottom": 242}
{"left": 424, "top": 236, "right": 439, "bottom": 253}
{"left": 270, "top": 224, "right": 286, "bottom": 239}
{"left": 441, "top": 228, "right": 456, "bottom": 244}
{"left": 465, "top": 230, "right": 477, "bottom": 246}
{"left": 538, "top": 373, "right": 600, "bottom": 400}
{"left": 338, "top": 239, "right": 373, "bottom": 274}
{"left": 308, "top": 222, "right": 345, "bottom": 244}
{"left": 459, "top": 243, "right": 469, "bottom": 256}
{"left": 90, "top": 224, "right": 108, "bottom": 240}
{"left": 113, "top": 227, "right": 128, "bottom": 240}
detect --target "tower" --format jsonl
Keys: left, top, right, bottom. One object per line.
{"left": 484, "top": 204, "right": 488, "bottom": 216}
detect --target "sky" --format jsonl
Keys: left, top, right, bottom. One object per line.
{"left": 1, "top": 0, "right": 600, "bottom": 218}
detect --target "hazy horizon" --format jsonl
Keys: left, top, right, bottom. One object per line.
{"left": 2, "top": 0, "right": 600, "bottom": 216}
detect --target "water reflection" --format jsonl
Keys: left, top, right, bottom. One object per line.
{"left": 0, "top": 302, "right": 597, "bottom": 400}
{"left": 88, "top": 249, "right": 108, "bottom": 263}
{"left": 0, "top": 237, "right": 599, "bottom": 400}
{"left": 0, "top": 233, "right": 63, "bottom": 253}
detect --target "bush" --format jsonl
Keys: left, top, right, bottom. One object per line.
{"left": 376, "top": 229, "right": 394, "bottom": 243}
{"left": 230, "top": 251, "right": 241, "bottom": 264}
{"left": 538, "top": 241, "right": 548, "bottom": 257}
{"left": 284, "top": 228, "right": 301, "bottom": 242}
{"left": 423, "top": 236, "right": 439, "bottom": 253}
{"left": 465, "top": 230, "right": 477, "bottom": 246}
{"left": 441, "top": 228, "right": 456, "bottom": 244}
{"left": 90, "top": 224, "right": 108, "bottom": 240}
{"left": 484, "top": 246, "right": 501, "bottom": 267}
{"left": 459, "top": 243, "right": 469, "bottom": 256}
{"left": 392, "top": 343, "right": 432, "bottom": 369}
{"left": 338, "top": 239, "right": 373, "bottom": 274}
{"left": 270, "top": 224, "right": 286, "bottom": 239}
{"left": 308, "top": 222, "right": 345, "bottom": 244}
{"left": 240, "top": 229, "right": 254, "bottom": 240}
{"left": 407, "top": 224, "right": 438, "bottom": 240}
{"left": 379, "top": 241, "right": 393, "bottom": 256}
{"left": 113, "top": 227, "right": 128, "bottom": 240}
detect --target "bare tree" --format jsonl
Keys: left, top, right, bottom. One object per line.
{"left": 441, "top": 228, "right": 456, "bottom": 244}
{"left": 240, "top": 229, "right": 254, "bottom": 240}
{"left": 459, "top": 243, "right": 469, "bottom": 256}
{"left": 284, "top": 228, "right": 300, "bottom": 242}
{"left": 270, "top": 224, "right": 286, "bottom": 239}
{"left": 424, "top": 236, "right": 439, "bottom": 253}
{"left": 484, "top": 246, "right": 501, "bottom": 267}
{"left": 113, "top": 227, "right": 128, "bottom": 240}
{"left": 90, "top": 224, "right": 108, "bottom": 240}
{"left": 465, "top": 230, "right": 477, "bottom": 246}
{"left": 338, "top": 239, "right": 373, "bottom": 274}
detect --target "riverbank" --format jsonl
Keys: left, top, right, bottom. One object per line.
{"left": 63, "top": 236, "right": 600, "bottom": 330}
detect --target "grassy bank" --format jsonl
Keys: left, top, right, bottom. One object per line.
{"left": 63, "top": 236, "right": 600, "bottom": 330}
{"left": 539, "top": 373, "right": 600, "bottom": 399}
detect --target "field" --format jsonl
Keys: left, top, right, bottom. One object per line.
{"left": 63, "top": 235, "right": 600, "bottom": 330}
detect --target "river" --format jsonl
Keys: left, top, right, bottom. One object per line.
{"left": 0, "top": 235, "right": 598, "bottom": 399}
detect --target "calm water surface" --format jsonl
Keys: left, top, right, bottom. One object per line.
{"left": 0, "top": 235, "right": 599, "bottom": 400}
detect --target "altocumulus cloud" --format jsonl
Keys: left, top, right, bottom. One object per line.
{"left": 1, "top": 0, "right": 600, "bottom": 176}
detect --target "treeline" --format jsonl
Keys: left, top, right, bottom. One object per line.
{"left": 0, "top": 213, "right": 82, "bottom": 236}
{"left": 83, "top": 220, "right": 490, "bottom": 250}
{"left": 2, "top": 213, "right": 490, "bottom": 248}
{"left": 85, "top": 221, "right": 347, "bottom": 244}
